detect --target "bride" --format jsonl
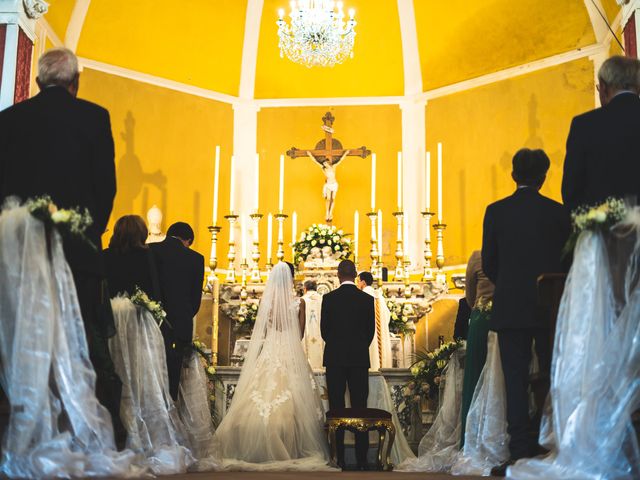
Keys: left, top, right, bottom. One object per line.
{"left": 213, "top": 262, "right": 334, "bottom": 471}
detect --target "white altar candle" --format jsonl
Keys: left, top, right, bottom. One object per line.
{"left": 397, "top": 152, "right": 403, "bottom": 211}
{"left": 213, "top": 145, "right": 220, "bottom": 224}
{"left": 229, "top": 155, "right": 236, "bottom": 214}
{"left": 279, "top": 154, "right": 285, "bottom": 213}
{"left": 292, "top": 211, "right": 297, "bottom": 258}
{"left": 378, "top": 209, "right": 383, "bottom": 260}
{"left": 241, "top": 214, "right": 247, "bottom": 261}
{"left": 370, "top": 153, "right": 376, "bottom": 211}
{"left": 354, "top": 210, "right": 359, "bottom": 260}
{"left": 425, "top": 151, "right": 431, "bottom": 212}
{"left": 267, "top": 213, "right": 273, "bottom": 261}
{"left": 437, "top": 143, "right": 443, "bottom": 223}
{"left": 254, "top": 153, "right": 260, "bottom": 213}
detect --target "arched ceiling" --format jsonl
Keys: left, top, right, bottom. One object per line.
{"left": 43, "top": 0, "right": 622, "bottom": 99}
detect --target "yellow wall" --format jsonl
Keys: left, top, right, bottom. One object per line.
{"left": 78, "top": 69, "right": 234, "bottom": 259}
{"left": 425, "top": 58, "right": 595, "bottom": 266}
{"left": 257, "top": 105, "right": 401, "bottom": 267}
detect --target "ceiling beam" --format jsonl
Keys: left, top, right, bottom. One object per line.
{"left": 238, "top": 0, "right": 263, "bottom": 99}
{"left": 584, "top": 0, "right": 610, "bottom": 44}
{"left": 64, "top": 0, "right": 91, "bottom": 52}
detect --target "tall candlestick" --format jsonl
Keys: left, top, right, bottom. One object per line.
{"left": 213, "top": 145, "right": 220, "bottom": 224}
{"left": 354, "top": 210, "right": 359, "bottom": 261}
{"left": 397, "top": 152, "right": 403, "bottom": 211}
{"left": 254, "top": 153, "right": 260, "bottom": 213}
{"left": 425, "top": 151, "right": 431, "bottom": 211}
{"left": 279, "top": 154, "right": 285, "bottom": 212}
{"left": 437, "top": 143, "right": 443, "bottom": 223}
{"left": 250, "top": 213, "right": 263, "bottom": 283}
{"left": 370, "top": 153, "right": 376, "bottom": 211}
{"left": 241, "top": 214, "right": 247, "bottom": 261}
{"left": 378, "top": 208, "right": 383, "bottom": 262}
{"left": 267, "top": 213, "right": 273, "bottom": 265}
{"left": 291, "top": 211, "right": 297, "bottom": 259}
{"left": 229, "top": 155, "right": 236, "bottom": 214}
{"left": 225, "top": 214, "right": 238, "bottom": 283}
{"left": 403, "top": 213, "right": 410, "bottom": 264}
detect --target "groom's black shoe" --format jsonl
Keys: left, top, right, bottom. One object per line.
{"left": 490, "top": 460, "right": 515, "bottom": 477}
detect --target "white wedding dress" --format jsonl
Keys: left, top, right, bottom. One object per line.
{"left": 509, "top": 210, "right": 640, "bottom": 480}
{"left": 212, "top": 263, "right": 335, "bottom": 471}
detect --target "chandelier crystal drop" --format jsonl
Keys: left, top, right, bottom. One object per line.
{"left": 277, "top": 0, "right": 357, "bottom": 68}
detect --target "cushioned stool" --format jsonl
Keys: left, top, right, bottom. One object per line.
{"left": 325, "top": 408, "right": 395, "bottom": 471}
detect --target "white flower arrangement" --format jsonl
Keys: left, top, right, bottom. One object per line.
{"left": 130, "top": 286, "right": 168, "bottom": 327}
{"left": 292, "top": 223, "right": 352, "bottom": 266}
{"left": 26, "top": 195, "right": 94, "bottom": 246}
{"left": 564, "top": 197, "right": 628, "bottom": 255}
{"left": 234, "top": 301, "right": 259, "bottom": 336}
{"left": 386, "top": 298, "right": 415, "bottom": 336}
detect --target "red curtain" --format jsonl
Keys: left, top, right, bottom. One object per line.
{"left": 0, "top": 25, "right": 6, "bottom": 88}
{"left": 624, "top": 12, "right": 638, "bottom": 59}
{"left": 13, "top": 28, "right": 33, "bottom": 104}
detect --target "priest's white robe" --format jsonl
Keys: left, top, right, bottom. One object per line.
{"left": 301, "top": 290, "right": 324, "bottom": 370}
{"left": 363, "top": 285, "right": 393, "bottom": 370}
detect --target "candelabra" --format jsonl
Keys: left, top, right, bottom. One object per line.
{"left": 421, "top": 211, "right": 435, "bottom": 282}
{"left": 206, "top": 225, "right": 222, "bottom": 289}
{"left": 393, "top": 212, "right": 405, "bottom": 280}
{"left": 250, "top": 213, "right": 263, "bottom": 283}
{"left": 224, "top": 214, "right": 239, "bottom": 283}
{"left": 433, "top": 222, "right": 447, "bottom": 284}
{"left": 239, "top": 260, "right": 249, "bottom": 303}
{"left": 366, "top": 212, "right": 379, "bottom": 279}
{"left": 274, "top": 213, "right": 288, "bottom": 262}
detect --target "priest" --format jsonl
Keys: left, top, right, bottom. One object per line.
{"left": 358, "top": 272, "right": 393, "bottom": 370}
{"left": 301, "top": 280, "right": 324, "bottom": 370}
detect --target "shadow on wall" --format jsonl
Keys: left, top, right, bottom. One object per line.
{"left": 112, "top": 111, "right": 167, "bottom": 226}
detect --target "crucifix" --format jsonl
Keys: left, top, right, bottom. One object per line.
{"left": 287, "top": 112, "right": 371, "bottom": 223}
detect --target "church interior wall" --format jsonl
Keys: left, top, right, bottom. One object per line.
{"left": 77, "top": 68, "right": 234, "bottom": 261}
{"left": 425, "top": 57, "right": 595, "bottom": 266}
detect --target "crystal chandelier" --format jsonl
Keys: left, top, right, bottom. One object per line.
{"left": 277, "top": 1, "right": 357, "bottom": 68}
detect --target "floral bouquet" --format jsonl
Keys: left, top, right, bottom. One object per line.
{"left": 26, "top": 195, "right": 94, "bottom": 248}
{"left": 130, "top": 286, "right": 169, "bottom": 327}
{"left": 387, "top": 299, "right": 416, "bottom": 336}
{"left": 292, "top": 224, "right": 352, "bottom": 266}
{"left": 401, "top": 339, "right": 465, "bottom": 406}
{"left": 234, "top": 301, "right": 259, "bottom": 337}
{"left": 193, "top": 339, "right": 220, "bottom": 423}
{"left": 564, "top": 197, "right": 627, "bottom": 255}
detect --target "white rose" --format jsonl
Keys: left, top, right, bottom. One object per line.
{"left": 311, "top": 240, "right": 317, "bottom": 246}
{"left": 51, "top": 210, "right": 72, "bottom": 223}
{"left": 207, "top": 366, "right": 216, "bottom": 375}
{"left": 334, "top": 245, "right": 340, "bottom": 251}
{"left": 302, "top": 248, "right": 309, "bottom": 254}
{"left": 333, "top": 235, "right": 340, "bottom": 243}
{"left": 595, "top": 210, "right": 607, "bottom": 223}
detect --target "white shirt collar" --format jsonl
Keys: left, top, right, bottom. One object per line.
{"left": 363, "top": 285, "right": 376, "bottom": 296}
{"left": 340, "top": 281, "right": 356, "bottom": 287}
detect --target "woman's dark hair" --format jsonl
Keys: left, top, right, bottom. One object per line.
{"left": 285, "top": 261, "right": 295, "bottom": 279}
{"left": 109, "top": 215, "right": 148, "bottom": 253}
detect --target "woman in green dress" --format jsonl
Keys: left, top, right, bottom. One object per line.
{"left": 459, "top": 250, "right": 495, "bottom": 447}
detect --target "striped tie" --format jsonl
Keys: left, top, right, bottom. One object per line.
{"left": 375, "top": 299, "right": 383, "bottom": 368}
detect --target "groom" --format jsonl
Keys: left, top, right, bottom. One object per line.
{"left": 321, "top": 260, "right": 375, "bottom": 469}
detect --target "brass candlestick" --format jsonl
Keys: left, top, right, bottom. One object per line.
{"left": 250, "top": 213, "right": 263, "bottom": 283}
{"left": 224, "top": 214, "right": 239, "bottom": 283}
{"left": 367, "top": 211, "right": 379, "bottom": 279}
{"left": 206, "top": 225, "right": 222, "bottom": 289}
{"left": 421, "top": 211, "right": 435, "bottom": 281}
{"left": 240, "top": 261, "right": 249, "bottom": 302}
{"left": 433, "top": 222, "right": 447, "bottom": 284}
{"left": 393, "top": 212, "right": 405, "bottom": 280}
{"left": 275, "top": 213, "right": 288, "bottom": 263}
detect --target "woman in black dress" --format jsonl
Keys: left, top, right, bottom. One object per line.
{"left": 103, "top": 215, "right": 161, "bottom": 301}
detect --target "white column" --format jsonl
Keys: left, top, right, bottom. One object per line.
{"left": 0, "top": 22, "right": 18, "bottom": 110}
{"left": 400, "top": 99, "right": 426, "bottom": 271}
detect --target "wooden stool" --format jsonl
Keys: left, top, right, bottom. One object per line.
{"left": 325, "top": 408, "right": 395, "bottom": 471}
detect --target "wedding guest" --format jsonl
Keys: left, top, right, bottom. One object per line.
{"left": 103, "top": 215, "right": 161, "bottom": 300}
{"left": 150, "top": 222, "right": 204, "bottom": 400}
{"left": 482, "top": 149, "right": 570, "bottom": 476}
{"left": 0, "top": 48, "right": 123, "bottom": 443}
{"left": 562, "top": 55, "right": 640, "bottom": 211}
{"left": 459, "top": 250, "right": 494, "bottom": 447}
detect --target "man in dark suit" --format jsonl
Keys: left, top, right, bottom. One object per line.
{"left": 482, "top": 149, "right": 570, "bottom": 476}
{"left": 321, "top": 260, "right": 375, "bottom": 470}
{"left": 562, "top": 55, "right": 640, "bottom": 211}
{"left": 0, "top": 48, "right": 124, "bottom": 441}
{"left": 150, "top": 222, "right": 204, "bottom": 400}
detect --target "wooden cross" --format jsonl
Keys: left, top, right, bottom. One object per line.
{"left": 286, "top": 112, "right": 371, "bottom": 165}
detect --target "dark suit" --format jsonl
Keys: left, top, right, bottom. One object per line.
{"left": 562, "top": 92, "right": 640, "bottom": 211}
{"left": 453, "top": 298, "right": 471, "bottom": 341}
{"left": 482, "top": 187, "right": 570, "bottom": 460}
{"left": 0, "top": 86, "right": 123, "bottom": 440}
{"left": 321, "top": 283, "right": 375, "bottom": 466}
{"left": 150, "top": 237, "right": 204, "bottom": 399}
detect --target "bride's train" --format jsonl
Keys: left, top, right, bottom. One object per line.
{"left": 0, "top": 203, "right": 141, "bottom": 478}
{"left": 509, "top": 213, "right": 640, "bottom": 479}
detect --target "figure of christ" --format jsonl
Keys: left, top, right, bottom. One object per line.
{"left": 307, "top": 150, "right": 349, "bottom": 223}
